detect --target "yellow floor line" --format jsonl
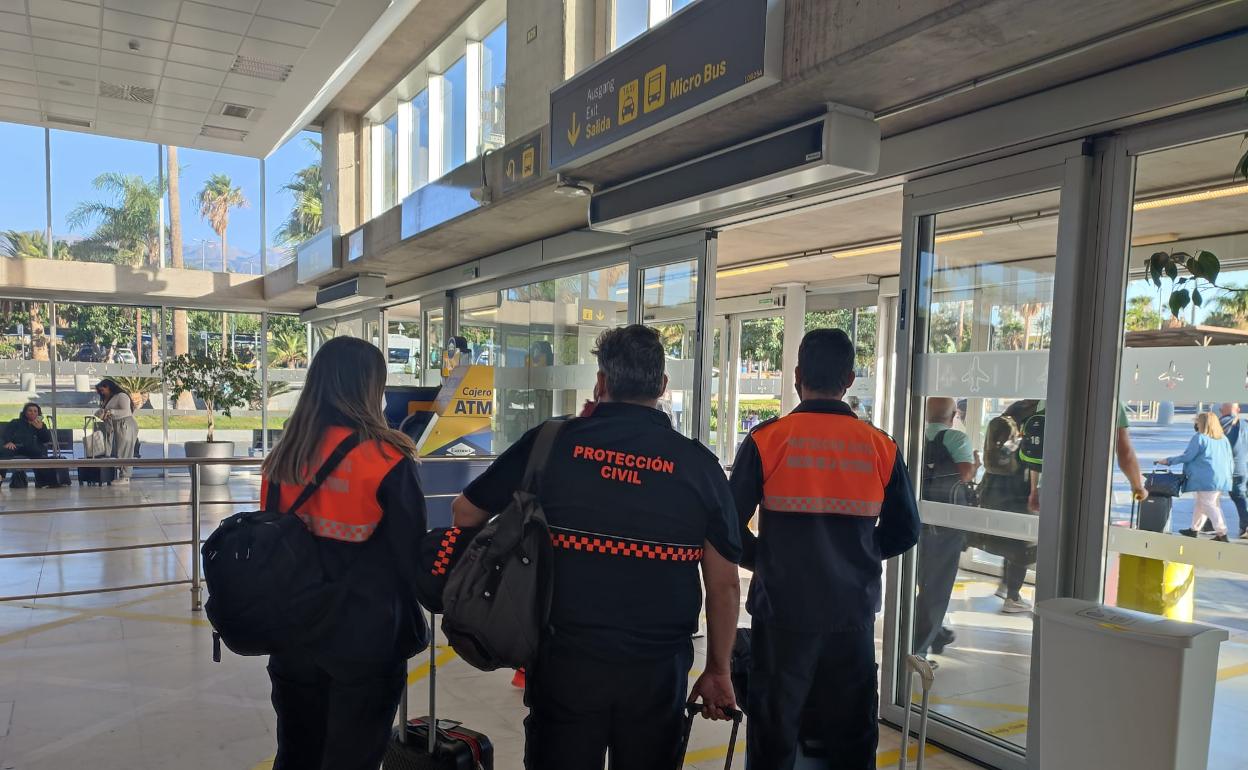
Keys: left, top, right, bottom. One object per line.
{"left": 930, "top": 695, "right": 1030, "bottom": 714}
{"left": 876, "top": 741, "right": 943, "bottom": 766}
{"left": 1217, "top": 661, "right": 1248, "bottom": 682}
{"left": 684, "top": 739, "right": 745, "bottom": 764}
{"left": 0, "top": 587, "right": 183, "bottom": 644}
{"left": 16, "top": 602, "right": 210, "bottom": 628}
{"left": 408, "top": 646, "right": 459, "bottom": 685}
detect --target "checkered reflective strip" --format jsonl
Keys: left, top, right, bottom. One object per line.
{"left": 431, "top": 527, "right": 462, "bottom": 576}
{"left": 762, "top": 495, "right": 882, "bottom": 516}
{"left": 296, "top": 512, "right": 378, "bottom": 542}
{"left": 549, "top": 530, "right": 703, "bottom": 562}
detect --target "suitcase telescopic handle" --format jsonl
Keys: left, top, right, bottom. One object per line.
{"left": 899, "top": 654, "right": 936, "bottom": 770}
{"left": 678, "top": 704, "right": 743, "bottom": 770}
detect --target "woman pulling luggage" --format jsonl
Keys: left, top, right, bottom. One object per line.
{"left": 1159, "top": 411, "right": 1234, "bottom": 542}
{"left": 94, "top": 379, "right": 138, "bottom": 483}
{"left": 260, "top": 336, "right": 433, "bottom": 770}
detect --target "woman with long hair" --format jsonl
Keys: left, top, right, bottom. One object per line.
{"left": 95, "top": 378, "right": 138, "bottom": 483}
{"left": 261, "top": 336, "right": 431, "bottom": 770}
{"left": 1160, "top": 411, "right": 1234, "bottom": 542}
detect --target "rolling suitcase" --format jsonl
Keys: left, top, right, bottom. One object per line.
{"left": 384, "top": 612, "right": 494, "bottom": 770}
{"left": 1133, "top": 495, "right": 1172, "bottom": 533}
{"left": 79, "top": 417, "right": 114, "bottom": 486}
{"left": 899, "top": 654, "right": 936, "bottom": 770}
{"left": 35, "top": 418, "right": 71, "bottom": 488}
{"left": 676, "top": 704, "right": 743, "bottom": 769}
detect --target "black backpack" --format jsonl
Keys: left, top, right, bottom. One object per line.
{"left": 203, "top": 434, "right": 360, "bottom": 660}
{"left": 923, "top": 430, "right": 978, "bottom": 507}
{"left": 441, "top": 420, "right": 564, "bottom": 671}
{"left": 1018, "top": 411, "right": 1046, "bottom": 470}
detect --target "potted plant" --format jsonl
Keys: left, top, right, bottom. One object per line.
{"left": 158, "top": 350, "right": 261, "bottom": 485}
{"left": 112, "top": 376, "right": 162, "bottom": 411}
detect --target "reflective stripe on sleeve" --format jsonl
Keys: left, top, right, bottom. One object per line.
{"left": 762, "top": 495, "right": 882, "bottom": 516}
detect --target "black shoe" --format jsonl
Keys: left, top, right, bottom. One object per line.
{"left": 1179, "top": 528, "right": 1198, "bottom": 538}
{"left": 9, "top": 472, "right": 28, "bottom": 489}
{"left": 932, "top": 628, "right": 956, "bottom": 655}
{"left": 1239, "top": 529, "right": 1247, "bottom": 540}
{"left": 1213, "top": 534, "right": 1230, "bottom": 543}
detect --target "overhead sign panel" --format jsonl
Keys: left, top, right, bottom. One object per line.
{"left": 500, "top": 133, "right": 542, "bottom": 195}
{"left": 549, "top": 0, "right": 782, "bottom": 169}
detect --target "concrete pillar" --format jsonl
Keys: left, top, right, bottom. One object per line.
{"left": 780, "top": 284, "right": 807, "bottom": 414}
{"left": 505, "top": 0, "right": 599, "bottom": 140}
{"left": 75, "top": 374, "right": 91, "bottom": 392}
{"left": 20, "top": 373, "right": 36, "bottom": 393}
{"left": 321, "top": 110, "right": 362, "bottom": 233}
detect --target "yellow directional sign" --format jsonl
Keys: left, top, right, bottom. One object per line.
{"left": 499, "top": 133, "right": 543, "bottom": 195}
{"left": 619, "top": 79, "right": 639, "bottom": 125}
{"left": 506, "top": 158, "right": 517, "bottom": 181}
{"left": 644, "top": 66, "right": 666, "bottom": 113}
{"left": 567, "top": 112, "right": 581, "bottom": 146}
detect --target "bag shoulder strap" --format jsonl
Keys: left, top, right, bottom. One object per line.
{"left": 281, "top": 433, "right": 363, "bottom": 517}
{"left": 521, "top": 419, "right": 569, "bottom": 494}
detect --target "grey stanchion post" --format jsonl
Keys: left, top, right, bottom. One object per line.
{"left": 190, "top": 463, "right": 203, "bottom": 612}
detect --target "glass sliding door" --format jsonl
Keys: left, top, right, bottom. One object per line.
{"left": 884, "top": 144, "right": 1093, "bottom": 770}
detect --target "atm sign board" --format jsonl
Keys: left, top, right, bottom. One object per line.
{"left": 549, "top": 0, "right": 781, "bottom": 170}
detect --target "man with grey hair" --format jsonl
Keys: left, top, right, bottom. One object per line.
{"left": 1220, "top": 402, "right": 1247, "bottom": 538}
{"left": 453, "top": 324, "right": 742, "bottom": 769}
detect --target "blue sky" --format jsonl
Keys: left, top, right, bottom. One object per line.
{"left": 0, "top": 121, "right": 318, "bottom": 273}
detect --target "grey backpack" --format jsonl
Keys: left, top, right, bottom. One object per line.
{"left": 440, "top": 420, "right": 565, "bottom": 671}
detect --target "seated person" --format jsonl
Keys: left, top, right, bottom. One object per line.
{"left": 1, "top": 403, "right": 52, "bottom": 488}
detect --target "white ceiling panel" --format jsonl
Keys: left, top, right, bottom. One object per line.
{"left": 153, "top": 103, "right": 207, "bottom": 122}
{"left": 167, "top": 42, "right": 232, "bottom": 71}
{"left": 103, "top": 0, "right": 179, "bottom": 22}
{"left": 99, "top": 65, "right": 157, "bottom": 88}
{"left": 0, "top": 11, "right": 25, "bottom": 35}
{"left": 0, "top": 77, "right": 35, "bottom": 96}
{"left": 171, "top": 23, "right": 241, "bottom": 54}
{"left": 34, "top": 55, "right": 96, "bottom": 79}
{"left": 100, "top": 49, "right": 163, "bottom": 75}
{"left": 31, "top": 0, "right": 101, "bottom": 28}
{"left": 221, "top": 71, "right": 279, "bottom": 96}
{"left": 31, "top": 37, "right": 99, "bottom": 62}
{"left": 246, "top": 15, "right": 316, "bottom": 47}
{"left": 1, "top": 66, "right": 36, "bottom": 84}
{"left": 29, "top": 19, "right": 98, "bottom": 49}
{"left": 0, "top": 48, "right": 33, "bottom": 68}
{"left": 38, "top": 84, "right": 97, "bottom": 105}
{"left": 161, "top": 58, "right": 223, "bottom": 85}
{"left": 158, "top": 75, "right": 218, "bottom": 98}
{"left": 94, "top": 121, "right": 147, "bottom": 139}
{"left": 102, "top": 9, "right": 175, "bottom": 41}
{"left": 179, "top": 2, "right": 251, "bottom": 35}
{"left": 257, "top": 0, "right": 332, "bottom": 26}
{"left": 99, "top": 30, "right": 168, "bottom": 59}
{"left": 236, "top": 36, "right": 301, "bottom": 67}
{"left": 0, "top": 106, "right": 41, "bottom": 122}
{"left": 0, "top": 29, "right": 35, "bottom": 52}
{"left": 0, "top": 0, "right": 386, "bottom": 156}
{"left": 154, "top": 93, "right": 210, "bottom": 114}
{"left": 0, "top": 92, "right": 37, "bottom": 110}
{"left": 150, "top": 128, "right": 196, "bottom": 145}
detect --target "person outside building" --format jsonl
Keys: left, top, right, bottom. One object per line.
{"left": 260, "top": 337, "right": 436, "bottom": 770}
{"left": 452, "top": 324, "right": 742, "bottom": 770}
{"left": 1219, "top": 402, "right": 1247, "bottom": 538}
{"left": 977, "top": 399, "right": 1041, "bottom": 613}
{"left": 729, "top": 328, "right": 921, "bottom": 770}
{"left": 94, "top": 378, "right": 139, "bottom": 484}
{"left": 1160, "top": 411, "right": 1234, "bottom": 542}
{"left": 0, "top": 402, "right": 52, "bottom": 488}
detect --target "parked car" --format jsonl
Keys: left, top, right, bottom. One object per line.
{"left": 73, "top": 344, "right": 106, "bottom": 362}
{"left": 115, "top": 349, "right": 136, "bottom": 364}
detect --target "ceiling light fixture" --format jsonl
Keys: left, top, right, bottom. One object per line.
{"left": 230, "top": 55, "right": 294, "bottom": 82}
{"left": 1133, "top": 183, "right": 1248, "bottom": 211}
{"left": 717, "top": 261, "right": 791, "bottom": 278}
{"left": 1131, "top": 232, "right": 1181, "bottom": 247}
{"left": 554, "top": 174, "right": 593, "bottom": 197}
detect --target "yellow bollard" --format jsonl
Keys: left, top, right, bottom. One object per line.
{"left": 1116, "top": 555, "right": 1195, "bottom": 621}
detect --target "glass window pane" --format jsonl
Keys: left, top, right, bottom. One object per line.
{"left": 171, "top": 147, "right": 261, "bottom": 274}
{"left": 737, "top": 316, "right": 783, "bottom": 432}
{"left": 441, "top": 57, "right": 468, "bottom": 172}
{"left": 909, "top": 189, "right": 1060, "bottom": 749}
{"left": 425, "top": 307, "right": 445, "bottom": 387}
{"left": 642, "top": 260, "right": 698, "bottom": 437}
{"left": 672, "top": 0, "right": 696, "bottom": 11}
{"left": 265, "top": 314, "right": 307, "bottom": 444}
{"left": 1101, "top": 135, "right": 1248, "bottom": 770}
{"left": 386, "top": 302, "right": 423, "bottom": 387}
{"left": 481, "top": 23, "right": 507, "bottom": 152}
{"left": 0, "top": 123, "right": 48, "bottom": 258}
{"left": 382, "top": 113, "right": 398, "bottom": 209}
{"left": 265, "top": 130, "right": 322, "bottom": 271}
{"left": 411, "top": 90, "right": 431, "bottom": 190}
{"left": 614, "top": 0, "right": 649, "bottom": 49}
{"left": 51, "top": 130, "right": 160, "bottom": 267}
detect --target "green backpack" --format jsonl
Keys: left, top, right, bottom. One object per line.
{"left": 1018, "top": 410, "right": 1046, "bottom": 470}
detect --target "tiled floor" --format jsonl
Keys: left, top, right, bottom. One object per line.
{"left": 1, "top": 477, "right": 1243, "bottom": 768}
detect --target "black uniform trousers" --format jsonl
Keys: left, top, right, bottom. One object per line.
{"left": 746, "top": 621, "right": 878, "bottom": 770}
{"left": 267, "top": 649, "right": 405, "bottom": 770}
{"left": 524, "top": 643, "right": 693, "bottom": 770}
{"left": 0, "top": 445, "right": 44, "bottom": 486}
{"left": 912, "top": 525, "right": 966, "bottom": 656}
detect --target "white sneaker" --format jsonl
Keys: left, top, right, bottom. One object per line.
{"left": 1001, "top": 597, "right": 1033, "bottom": 614}
{"left": 994, "top": 581, "right": 1008, "bottom": 599}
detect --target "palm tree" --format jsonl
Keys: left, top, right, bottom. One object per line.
{"left": 167, "top": 147, "right": 193, "bottom": 406}
{"left": 67, "top": 172, "right": 162, "bottom": 266}
{"left": 1207, "top": 285, "right": 1248, "bottom": 330}
{"left": 275, "top": 139, "right": 323, "bottom": 249}
{"left": 198, "top": 173, "right": 247, "bottom": 352}
{"left": 267, "top": 329, "right": 308, "bottom": 369}
{"left": 2, "top": 230, "right": 71, "bottom": 260}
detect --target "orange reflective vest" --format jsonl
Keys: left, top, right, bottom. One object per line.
{"left": 751, "top": 411, "right": 898, "bottom": 517}
{"left": 261, "top": 426, "right": 405, "bottom": 543}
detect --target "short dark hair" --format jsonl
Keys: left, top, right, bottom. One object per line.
{"left": 798, "top": 328, "right": 855, "bottom": 394}
{"left": 593, "top": 325, "right": 665, "bottom": 401}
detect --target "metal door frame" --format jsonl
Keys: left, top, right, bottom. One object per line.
{"left": 881, "top": 140, "right": 1095, "bottom": 770}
